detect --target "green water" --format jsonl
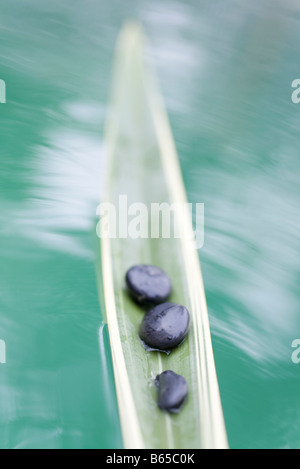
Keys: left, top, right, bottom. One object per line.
{"left": 1, "top": 0, "right": 300, "bottom": 449}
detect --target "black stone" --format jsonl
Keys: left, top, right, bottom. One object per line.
{"left": 125, "top": 265, "right": 171, "bottom": 305}
{"left": 155, "top": 370, "right": 188, "bottom": 413}
{"left": 139, "top": 302, "right": 190, "bottom": 351}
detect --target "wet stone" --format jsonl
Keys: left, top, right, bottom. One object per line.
{"left": 125, "top": 265, "right": 171, "bottom": 305}
{"left": 155, "top": 370, "right": 188, "bottom": 413}
{"left": 139, "top": 302, "right": 190, "bottom": 351}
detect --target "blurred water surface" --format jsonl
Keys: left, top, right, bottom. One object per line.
{"left": 0, "top": 0, "right": 300, "bottom": 448}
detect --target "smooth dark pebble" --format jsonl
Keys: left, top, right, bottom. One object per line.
{"left": 155, "top": 370, "right": 188, "bottom": 413}
{"left": 125, "top": 265, "right": 171, "bottom": 305}
{"left": 139, "top": 302, "right": 190, "bottom": 351}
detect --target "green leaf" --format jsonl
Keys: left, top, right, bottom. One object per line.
{"left": 99, "top": 22, "right": 228, "bottom": 449}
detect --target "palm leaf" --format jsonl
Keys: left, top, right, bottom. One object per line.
{"left": 99, "top": 22, "right": 228, "bottom": 449}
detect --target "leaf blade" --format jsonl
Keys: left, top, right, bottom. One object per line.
{"left": 100, "top": 22, "right": 228, "bottom": 449}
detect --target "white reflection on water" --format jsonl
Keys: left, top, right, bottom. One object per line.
{"left": 10, "top": 123, "right": 104, "bottom": 259}
{"left": 196, "top": 139, "right": 300, "bottom": 366}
